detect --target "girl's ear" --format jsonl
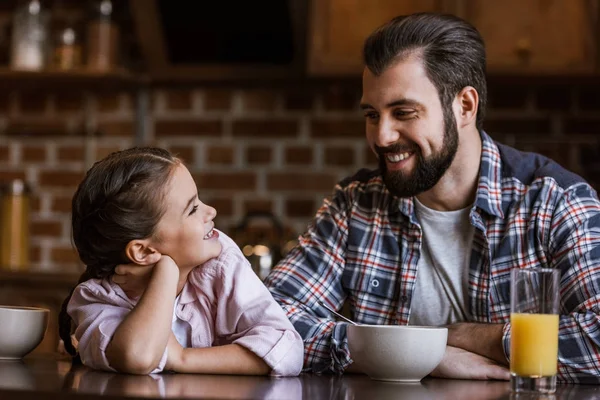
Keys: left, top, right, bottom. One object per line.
{"left": 125, "top": 239, "right": 161, "bottom": 265}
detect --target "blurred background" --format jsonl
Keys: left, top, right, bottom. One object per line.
{"left": 0, "top": 0, "right": 599, "bottom": 354}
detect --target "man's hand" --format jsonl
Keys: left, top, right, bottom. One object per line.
{"left": 447, "top": 322, "right": 508, "bottom": 365}
{"left": 112, "top": 263, "right": 156, "bottom": 299}
{"left": 430, "top": 346, "right": 510, "bottom": 380}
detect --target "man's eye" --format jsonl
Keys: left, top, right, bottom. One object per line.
{"left": 395, "top": 110, "right": 415, "bottom": 118}
{"left": 189, "top": 205, "right": 199, "bottom": 216}
{"left": 364, "top": 112, "right": 378, "bottom": 120}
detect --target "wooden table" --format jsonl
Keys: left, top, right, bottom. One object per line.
{"left": 2, "top": 355, "right": 600, "bottom": 400}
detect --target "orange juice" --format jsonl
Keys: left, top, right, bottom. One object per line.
{"left": 510, "top": 313, "right": 559, "bottom": 376}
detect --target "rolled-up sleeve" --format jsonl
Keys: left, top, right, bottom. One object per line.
{"left": 67, "top": 281, "right": 168, "bottom": 373}
{"left": 213, "top": 254, "right": 304, "bottom": 377}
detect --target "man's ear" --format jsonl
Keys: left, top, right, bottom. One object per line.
{"left": 454, "top": 86, "right": 479, "bottom": 128}
{"left": 125, "top": 239, "right": 161, "bottom": 265}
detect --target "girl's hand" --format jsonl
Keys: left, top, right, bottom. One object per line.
{"left": 112, "top": 263, "right": 155, "bottom": 299}
{"left": 165, "top": 332, "right": 184, "bottom": 372}
{"left": 112, "top": 255, "right": 178, "bottom": 299}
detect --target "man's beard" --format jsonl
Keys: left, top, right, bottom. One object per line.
{"left": 377, "top": 112, "right": 459, "bottom": 198}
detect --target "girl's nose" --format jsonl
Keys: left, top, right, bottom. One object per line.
{"left": 205, "top": 205, "right": 217, "bottom": 222}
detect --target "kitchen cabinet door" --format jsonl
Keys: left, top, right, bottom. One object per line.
{"left": 308, "top": 0, "right": 443, "bottom": 76}
{"left": 464, "top": 0, "right": 597, "bottom": 74}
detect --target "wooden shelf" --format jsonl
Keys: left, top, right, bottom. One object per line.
{"left": 0, "top": 67, "right": 144, "bottom": 90}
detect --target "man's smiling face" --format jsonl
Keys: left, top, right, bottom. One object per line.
{"left": 361, "top": 54, "right": 459, "bottom": 198}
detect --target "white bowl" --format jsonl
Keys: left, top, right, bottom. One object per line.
{"left": 0, "top": 306, "right": 49, "bottom": 360}
{"left": 347, "top": 324, "right": 447, "bottom": 382}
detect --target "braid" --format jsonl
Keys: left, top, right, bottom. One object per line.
{"left": 58, "top": 269, "right": 93, "bottom": 359}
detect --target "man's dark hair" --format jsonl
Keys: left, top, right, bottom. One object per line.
{"left": 363, "top": 12, "right": 487, "bottom": 130}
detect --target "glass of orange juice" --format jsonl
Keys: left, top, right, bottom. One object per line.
{"left": 510, "top": 267, "right": 560, "bottom": 394}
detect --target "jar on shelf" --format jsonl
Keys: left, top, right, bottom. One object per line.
{"left": 86, "top": 0, "right": 119, "bottom": 71}
{"left": 0, "top": 180, "right": 31, "bottom": 271}
{"left": 53, "top": 21, "right": 82, "bottom": 70}
{"left": 10, "top": 0, "right": 50, "bottom": 71}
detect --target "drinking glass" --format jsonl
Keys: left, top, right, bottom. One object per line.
{"left": 510, "top": 267, "right": 560, "bottom": 394}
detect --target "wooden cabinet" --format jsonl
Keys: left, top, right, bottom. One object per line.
{"left": 307, "top": 0, "right": 445, "bottom": 76}
{"left": 308, "top": 0, "right": 599, "bottom": 76}
{"left": 462, "top": 0, "right": 598, "bottom": 74}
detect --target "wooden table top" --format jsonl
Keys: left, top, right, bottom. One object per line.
{"left": 2, "top": 355, "right": 600, "bottom": 399}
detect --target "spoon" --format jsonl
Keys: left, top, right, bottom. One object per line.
{"left": 317, "top": 300, "right": 360, "bottom": 326}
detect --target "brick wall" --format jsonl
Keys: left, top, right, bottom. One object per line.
{"left": 1, "top": 79, "right": 600, "bottom": 273}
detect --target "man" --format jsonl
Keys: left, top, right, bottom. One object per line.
{"left": 264, "top": 12, "right": 600, "bottom": 382}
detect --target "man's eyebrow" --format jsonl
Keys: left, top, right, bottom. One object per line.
{"left": 183, "top": 194, "right": 197, "bottom": 215}
{"left": 359, "top": 98, "right": 423, "bottom": 110}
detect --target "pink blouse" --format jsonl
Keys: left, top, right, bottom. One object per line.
{"left": 67, "top": 231, "right": 304, "bottom": 376}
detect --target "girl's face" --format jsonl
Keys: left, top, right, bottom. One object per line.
{"left": 150, "top": 163, "right": 222, "bottom": 270}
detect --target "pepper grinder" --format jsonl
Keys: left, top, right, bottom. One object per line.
{"left": 0, "top": 180, "right": 31, "bottom": 271}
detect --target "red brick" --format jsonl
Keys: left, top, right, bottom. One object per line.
{"left": 203, "top": 197, "right": 233, "bottom": 217}
{"left": 54, "top": 92, "right": 84, "bottom": 112}
{"left": 514, "top": 141, "right": 572, "bottom": 169}
{"left": 564, "top": 117, "right": 600, "bottom": 135}
{"left": 18, "top": 90, "right": 49, "bottom": 113}
{"left": 243, "top": 199, "right": 273, "bottom": 214}
{"left": 164, "top": 89, "right": 193, "bottom": 110}
{"left": 95, "top": 91, "right": 121, "bottom": 112}
{"left": 30, "top": 195, "right": 41, "bottom": 212}
{"left": 204, "top": 89, "right": 232, "bottom": 111}
{"left": 0, "top": 145, "right": 9, "bottom": 162}
{"left": 57, "top": 145, "right": 85, "bottom": 162}
{"left": 311, "top": 120, "right": 364, "bottom": 138}
{"left": 241, "top": 90, "right": 278, "bottom": 111}
{"left": 487, "top": 82, "right": 529, "bottom": 109}
{"left": 364, "top": 147, "right": 378, "bottom": 166}
{"left": 21, "top": 145, "right": 47, "bottom": 162}
{"left": 29, "top": 245, "right": 41, "bottom": 263}
{"left": 0, "top": 91, "right": 11, "bottom": 113}
{"left": 535, "top": 84, "right": 572, "bottom": 111}
{"left": 325, "top": 146, "right": 355, "bottom": 166}
{"left": 0, "top": 170, "right": 26, "bottom": 182}
{"left": 207, "top": 145, "right": 234, "bottom": 164}
{"left": 95, "top": 145, "right": 124, "bottom": 161}
{"left": 232, "top": 119, "right": 298, "bottom": 137}
{"left": 267, "top": 173, "right": 336, "bottom": 191}
{"left": 283, "top": 89, "right": 315, "bottom": 111}
{"left": 578, "top": 85, "right": 600, "bottom": 111}
{"left": 5, "top": 119, "right": 71, "bottom": 136}
{"left": 246, "top": 146, "right": 272, "bottom": 165}
{"left": 483, "top": 118, "right": 551, "bottom": 135}
{"left": 323, "top": 86, "right": 360, "bottom": 111}
{"left": 168, "top": 146, "right": 195, "bottom": 165}
{"left": 284, "top": 146, "right": 313, "bottom": 165}
{"left": 155, "top": 119, "right": 223, "bottom": 137}
{"left": 97, "top": 121, "right": 135, "bottom": 137}
{"left": 39, "top": 171, "right": 84, "bottom": 188}
{"left": 194, "top": 172, "right": 256, "bottom": 190}
{"left": 31, "top": 221, "right": 63, "bottom": 237}
{"left": 285, "top": 198, "right": 316, "bottom": 217}
{"left": 51, "top": 246, "right": 80, "bottom": 264}
{"left": 51, "top": 195, "right": 73, "bottom": 213}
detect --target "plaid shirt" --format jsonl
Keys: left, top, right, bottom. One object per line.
{"left": 265, "top": 131, "right": 600, "bottom": 383}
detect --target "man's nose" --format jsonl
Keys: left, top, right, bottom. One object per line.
{"left": 373, "top": 117, "right": 400, "bottom": 148}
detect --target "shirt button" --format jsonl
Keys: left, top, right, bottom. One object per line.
{"left": 371, "top": 279, "right": 380, "bottom": 288}
{"left": 401, "top": 295, "right": 409, "bottom": 302}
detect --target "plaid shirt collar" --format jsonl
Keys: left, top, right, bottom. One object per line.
{"left": 395, "top": 130, "right": 505, "bottom": 220}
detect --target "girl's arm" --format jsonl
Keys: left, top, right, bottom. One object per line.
{"left": 166, "top": 333, "right": 269, "bottom": 375}
{"left": 106, "top": 256, "right": 179, "bottom": 374}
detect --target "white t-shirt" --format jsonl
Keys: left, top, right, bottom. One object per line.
{"left": 172, "top": 295, "right": 191, "bottom": 347}
{"left": 408, "top": 198, "right": 474, "bottom": 326}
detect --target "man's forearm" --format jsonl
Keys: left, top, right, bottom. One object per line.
{"left": 446, "top": 322, "right": 508, "bottom": 366}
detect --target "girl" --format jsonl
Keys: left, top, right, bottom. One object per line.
{"left": 58, "top": 147, "right": 303, "bottom": 376}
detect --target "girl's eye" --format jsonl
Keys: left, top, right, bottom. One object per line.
{"left": 189, "top": 205, "right": 199, "bottom": 216}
